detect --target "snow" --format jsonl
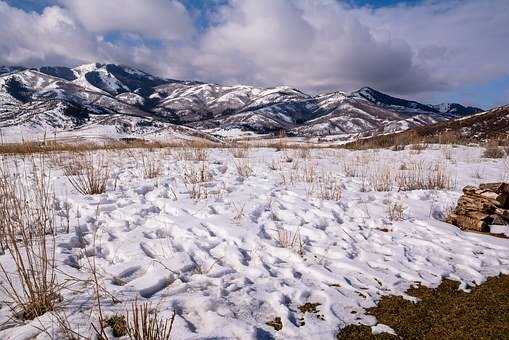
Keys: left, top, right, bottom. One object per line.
{"left": 0, "top": 145, "right": 508, "bottom": 339}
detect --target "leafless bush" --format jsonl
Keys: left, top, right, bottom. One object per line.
{"left": 409, "top": 143, "right": 428, "bottom": 152}
{"left": 230, "top": 146, "right": 250, "bottom": 158}
{"left": 275, "top": 227, "right": 303, "bottom": 255}
{"left": 295, "top": 148, "right": 311, "bottom": 159}
{"left": 183, "top": 162, "right": 212, "bottom": 184}
{"left": 315, "top": 179, "right": 342, "bottom": 201}
{"left": 267, "top": 158, "right": 282, "bottom": 171}
{"left": 232, "top": 202, "right": 246, "bottom": 223}
{"left": 482, "top": 142, "right": 506, "bottom": 159}
{"left": 235, "top": 159, "right": 253, "bottom": 177}
{"left": 396, "top": 161, "right": 453, "bottom": 191}
{"left": 342, "top": 159, "right": 357, "bottom": 177}
{"left": 302, "top": 162, "right": 316, "bottom": 183}
{"left": 63, "top": 154, "right": 110, "bottom": 195}
{"left": 142, "top": 154, "right": 162, "bottom": 179}
{"left": 387, "top": 201, "right": 406, "bottom": 221}
{"left": 175, "top": 146, "right": 209, "bottom": 162}
{"left": 0, "top": 158, "right": 62, "bottom": 320}
{"left": 127, "top": 301, "right": 176, "bottom": 340}
{"left": 184, "top": 181, "right": 208, "bottom": 201}
{"left": 371, "top": 166, "right": 393, "bottom": 192}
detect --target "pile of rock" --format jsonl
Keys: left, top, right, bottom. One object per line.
{"left": 446, "top": 182, "right": 509, "bottom": 232}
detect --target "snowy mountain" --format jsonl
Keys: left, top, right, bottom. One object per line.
{"left": 0, "top": 63, "right": 484, "bottom": 141}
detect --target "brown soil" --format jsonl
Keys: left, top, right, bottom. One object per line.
{"left": 337, "top": 275, "right": 509, "bottom": 339}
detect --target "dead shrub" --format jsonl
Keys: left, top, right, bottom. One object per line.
{"left": 275, "top": 227, "right": 303, "bottom": 255}
{"left": 371, "top": 166, "right": 393, "bottom": 192}
{"left": 396, "top": 162, "right": 453, "bottom": 191}
{"left": 235, "top": 159, "right": 253, "bottom": 177}
{"left": 295, "top": 148, "right": 311, "bottom": 159}
{"left": 410, "top": 143, "right": 428, "bottom": 152}
{"left": 183, "top": 162, "right": 212, "bottom": 184}
{"left": 230, "top": 146, "right": 250, "bottom": 159}
{"left": 63, "top": 154, "right": 110, "bottom": 195}
{"left": 314, "top": 174, "right": 342, "bottom": 201}
{"left": 482, "top": 142, "right": 506, "bottom": 159}
{"left": 142, "top": 154, "right": 162, "bottom": 179}
{"left": 302, "top": 162, "right": 316, "bottom": 183}
{"left": 127, "top": 301, "right": 176, "bottom": 340}
{"left": 387, "top": 201, "right": 406, "bottom": 221}
{"left": 0, "top": 158, "right": 62, "bottom": 320}
{"left": 107, "top": 315, "right": 128, "bottom": 337}
{"left": 175, "top": 146, "right": 209, "bottom": 162}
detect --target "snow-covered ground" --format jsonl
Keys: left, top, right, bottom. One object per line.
{"left": 0, "top": 145, "right": 508, "bottom": 339}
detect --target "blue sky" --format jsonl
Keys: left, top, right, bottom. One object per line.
{"left": 1, "top": 0, "right": 508, "bottom": 108}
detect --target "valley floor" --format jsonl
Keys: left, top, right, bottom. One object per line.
{"left": 0, "top": 145, "right": 508, "bottom": 339}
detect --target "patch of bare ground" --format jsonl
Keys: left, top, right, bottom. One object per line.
{"left": 337, "top": 275, "right": 509, "bottom": 339}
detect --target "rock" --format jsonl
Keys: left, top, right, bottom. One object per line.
{"left": 447, "top": 183, "right": 509, "bottom": 232}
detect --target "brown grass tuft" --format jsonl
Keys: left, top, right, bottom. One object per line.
{"left": 63, "top": 154, "right": 110, "bottom": 195}
{"left": 0, "top": 158, "right": 62, "bottom": 320}
{"left": 127, "top": 301, "right": 176, "bottom": 340}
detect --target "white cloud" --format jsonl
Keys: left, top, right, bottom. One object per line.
{"left": 190, "top": 0, "right": 509, "bottom": 96}
{"left": 0, "top": 0, "right": 508, "bottom": 103}
{"left": 60, "top": 0, "right": 195, "bottom": 41}
{"left": 0, "top": 3, "right": 98, "bottom": 65}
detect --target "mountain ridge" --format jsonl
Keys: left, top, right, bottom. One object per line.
{"left": 0, "top": 63, "right": 485, "bottom": 141}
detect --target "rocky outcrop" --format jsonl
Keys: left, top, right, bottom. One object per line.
{"left": 446, "top": 183, "right": 509, "bottom": 232}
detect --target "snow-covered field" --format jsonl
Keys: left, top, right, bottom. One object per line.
{"left": 0, "top": 145, "right": 508, "bottom": 339}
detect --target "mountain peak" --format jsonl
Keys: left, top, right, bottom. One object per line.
{"left": 0, "top": 62, "right": 490, "bottom": 141}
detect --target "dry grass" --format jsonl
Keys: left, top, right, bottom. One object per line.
{"left": 0, "top": 158, "right": 62, "bottom": 320}
{"left": 371, "top": 166, "right": 393, "bottom": 192}
{"left": 295, "top": 147, "right": 311, "bottom": 159}
{"left": 312, "top": 172, "right": 342, "bottom": 201}
{"left": 275, "top": 227, "right": 303, "bottom": 254}
{"left": 63, "top": 154, "right": 110, "bottom": 195}
{"left": 230, "top": 146, "right": 250, "bottom": 159}
{"left": 302, "top": 162, "right": 317, "bottom": 183}
{"left": 409, "top": 143, "right": 428, "bottom": 152}
{"left": 126, "top": 301, "right": 176, "bottom": 340}
{"left": 387, "top": 201, "right": 406, "bottom": 221}
{"left": 183, "top": 162, "right": 212, "bottom": 184}
{"left": 232, "top": 202, "right": 247, "bottom": 223}
{"left": 0, "top": 139, "right": 183, "bottom": 156}
{"left": 175, "top": 146, "right": 209, "bottom": 161}
{"left": 142, "top": 154, "right": 162, "bottom": 179}
{"left": 267, "top": 158, "right": 283, "bottom": 171}
{"left": 234, "top": 159, "right": 253, "bottom": 177}
{"left": 182, "top": 164, "right": 210, "bottom": 200}
{"left": 396, "top": 162, "right": 453, "bottom": 191}
{"left": 482, "top": 141, "right": 506, "bottom": 159}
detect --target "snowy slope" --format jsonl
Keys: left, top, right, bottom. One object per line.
{"left": 0, "top": 63, "right": 486, "bottom": 141}
{"left": 0, "top": 146, "right": 507, "bottom": 339}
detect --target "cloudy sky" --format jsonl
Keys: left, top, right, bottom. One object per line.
{"left": 1, "top": 0, "right": 508, "bottom": 108}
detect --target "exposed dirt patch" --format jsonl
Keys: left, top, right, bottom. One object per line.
{"left": 337, "top": 325, "right": 397, "bottom": 339}
{"left": 106, "top": 315, "right": 128, "bottom": 337}
{"left": 298, "top": 302, "right": 325, "bottom": 326}
{"left": 337, "top": 275, "right": 509, "bottom": 339}
{"left": 266, "top": 317, "right": 283, "bottom": 331}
